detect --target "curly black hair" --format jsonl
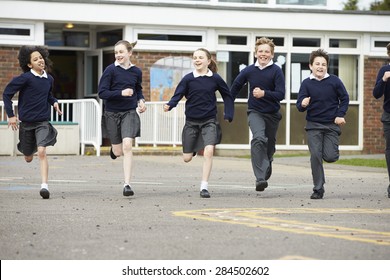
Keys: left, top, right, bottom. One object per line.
{"left": 17, "top": 45, "right": 53, "bottom": 73}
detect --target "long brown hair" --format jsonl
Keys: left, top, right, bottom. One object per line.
{"left": 195, "top": 48, "right": 218, "bottom": 73}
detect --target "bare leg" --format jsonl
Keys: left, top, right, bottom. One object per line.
{"left": 122, "top": 138, "right": 133, "bottom": 184}
{"left": 37, "top": 146, "right": 48, "bottom": 184}
{"left": 202, "top": 145, "right": 214, "bottom": 182}
{"left": 111, "top": 143, "right": 123, "bottom": 158}
{"left": 183, "top": 152, "right": 194, "bottom": 163}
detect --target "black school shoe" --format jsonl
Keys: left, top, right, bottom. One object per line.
{"left": 387, "top": 185, "right": 390, "bottom": 198}
{"left": 310, "top": 188, "right": 324, "bottom": 199}
{"left": 255, "top": 180, "right": 268, "bottom": 192}
{"left": 110, "top": 148, "right": 117, "bottom": 160}
{"left": 200, "top": 189, "right": 210, "bottom": 198}
{"left": 40, "top": 188, "right": 50, "bottom": 199}
{"left": 123, "top": 185, "right": 134, "bottom": 196}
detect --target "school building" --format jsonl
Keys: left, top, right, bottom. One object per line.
{"left": 0, "top": 0, "right": 389, "bottom": 154}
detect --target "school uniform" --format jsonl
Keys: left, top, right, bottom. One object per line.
{"left": 231, "top": 61, "right": 285, "bottom": 184}
{"left": 3, "top": 69, "right": 58, "bottom": 155}
{"left": 373, "top": 63, "right": 390, "bottom": 188}
{"left": 166, "top": 70, "right": 234, "bottom": 153}
{"left": 98, "top": 62, "right": 145, "bottom": 143}
{"left": 297, "top": 73, "right": 349, "bottom": 193}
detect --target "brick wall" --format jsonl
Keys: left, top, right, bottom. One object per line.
{"left": 2, "top": 45, "right": 388, "bottom": 154}
{"left": 0, "top": 47, "right": 23, "bottom": 98}
{"left": 363, "top": 57, "right": 388, "bottom": 154}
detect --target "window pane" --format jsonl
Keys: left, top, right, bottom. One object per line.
{"left": 293, "top": 38, "right": 321, "bottom": 47}
{"left": 218, "top": 35, "right": 247, "bottom": 45}
{"left": 290, "top": 53, "right": 310, "bottom": 99}
{"left": 217, "top": 103, "right": 249, "bottom": 145}
{"left": 0, "top": 28, "right": 30, "bottom": 36}
{"left": 150, "top": 56, "right": 193, "bottom": 101}
{"left": 290, "top": 103, "right": 307, "bottom": 145}
{"left": 274, "top": 52, "right": 287, "bottom": 77}
{"left": 217, "top": 51, "right": 249, "bottom": 99}
{"left": 138, "top": 33, "right": 202, "bottom": 42}
{"left": 219, "top": 0, "right": 266, "bottom": 3}
{"left": 329, "top": 54, "right": 358, "bottom": 101}
{"left": 329, "top": 39, "right": 357, "bottom": 48}
{"left": 374, "top": 41, "right": 390, "bottom": 48}
{"left": 97, "top": 29, "right": 122, "bottom": 48}
{"left": 45, "top": 30, "right": 89, "bottom": 47}
{"left": 277, "top": 0, "right": 326, "bottom": 5}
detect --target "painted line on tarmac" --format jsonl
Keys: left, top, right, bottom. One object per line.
{"left": 173, "top": 208, "right": 390, "bottom": 246}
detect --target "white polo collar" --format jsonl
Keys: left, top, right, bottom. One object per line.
{"left": 115, "top": 61, "right": 134, "bottom": 70}
{"left": 30, "top": 69, "right": 48, "bottom": 78}
{"left": 193, "top": 69, "right": 213, "bottom": 78}
{"left": 310, "top": 73, "right": 330, "bottom": 81}
{"left": 255, "top": 60, "right": 274, "bottom": 70}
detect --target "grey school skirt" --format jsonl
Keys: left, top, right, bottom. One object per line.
{"left": 103, "top": 110, "right": 140, "bottom": 144}
{"left": 17, "top": 121, "right": 58, "bottom": 156}
{"left": 182, "top": 118, "right": 222, "bottom": 154}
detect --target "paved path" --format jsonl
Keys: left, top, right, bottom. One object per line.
{"left": 0, "top": 154, "right": 389, "bottom": 260}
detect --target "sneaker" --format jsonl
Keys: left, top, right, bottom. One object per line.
{"left": 123, "top": 185, "right": 134, "bottom": 196}
{"left": 40, "top": 188, "right": 50, "bottom": 199}
{"left": 310, "top": 189, "right": 324, "bottom": 199}
{"left": 110, "top": 147, "right": 117, "bottom": 160}
{"left": 200, "top": 189, "right": 210, "bottom": 198}
{"left": 255, "top": 180, "right": 268, "bottom": 192}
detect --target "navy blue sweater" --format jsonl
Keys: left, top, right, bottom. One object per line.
{"left": 296, "top": 75, "right": 349, "bottom": 124}
{"left": 167, "top": 72, "right": 234, "bottom": 122}
{"left": 98, "top": 64, "right": 144, "bottom": 112}
{"left": 230, "top": 64, "right": 285, "bottom": 114}
{"left": 3, "top": 72, "right": 57, "bottom": 122}
{"left": 373, "top": 64, "right": 390, "bottom": 113}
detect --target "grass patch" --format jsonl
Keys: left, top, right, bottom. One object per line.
{"left": 238, "top": 154, "right": 386, "bottom": 168}
{"left": 331, "top": 158, "right": 386, "bottom": 168}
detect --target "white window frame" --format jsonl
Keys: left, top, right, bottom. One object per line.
{"left": 133, "top": 28, "right": 206, "bottom": 51}
{"left": 0, "top": 22, "right": 41, "bottom": 45}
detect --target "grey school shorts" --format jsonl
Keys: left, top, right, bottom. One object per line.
{"left": 17, "top": 121, "right": 58, "bottom": 156}
{"left": 104, "top": 110, "right": 140, "bottom": 144}
{"left": 182, "top": 118, "right": 222, "bottom": 154}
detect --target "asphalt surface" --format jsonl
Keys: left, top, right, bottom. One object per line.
{"left": 0, "top": 153, "right": 389, "bottom": 260}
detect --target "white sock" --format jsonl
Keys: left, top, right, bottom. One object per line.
{"left": 124, "top": 183, "right": 130, "bottom": 187}
{"left": 41, "top": 183, "right": 48, "bottom": 190}
{"left": 200, "top": 181, "right": 208, "bottom": 191}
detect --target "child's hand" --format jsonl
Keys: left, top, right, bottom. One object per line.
{"left": 163, "top": 104, "right": 170, "bottom": 112}
{"left": 335, "top": 117, "right": 346, "bottom": 126}
{"left": 54, "top": 102, "right": 63, "bottom": 115}
{"left": 301, "top": 97, "right": 311, "bottom": 108}
{"left": 122, "top": 88, "right": 134, "bottom": 96}
{"left": 8, "top": 116, "right": 18, "bottom": 131}
{"left": 253, "top": 87, "right": 265, "bottom": 99}
{"left": 382, "top": 71, "right": 390, "bottom": 82}
{"left": 137, "top": 99, "right": 146, "bottom": 113}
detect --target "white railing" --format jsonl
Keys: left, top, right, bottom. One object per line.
{"left": 0, "top": 99, "right": 101, "bottom": 156}
{"left": 1, "top": 99, "right": 188, "bottom": 154}
{"left": 136, "top": 101, "right": 186, "bottom": 147}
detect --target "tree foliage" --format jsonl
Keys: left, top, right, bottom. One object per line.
{"left": 343, "top": 0, "right": 359, "bottom": 10}
{"left": 370, "top": 0, "right": 390, "bottom": 10}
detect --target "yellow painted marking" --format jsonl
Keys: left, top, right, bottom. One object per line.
{"left": 173, "top": 208, "right": 390, "bottom": 246}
